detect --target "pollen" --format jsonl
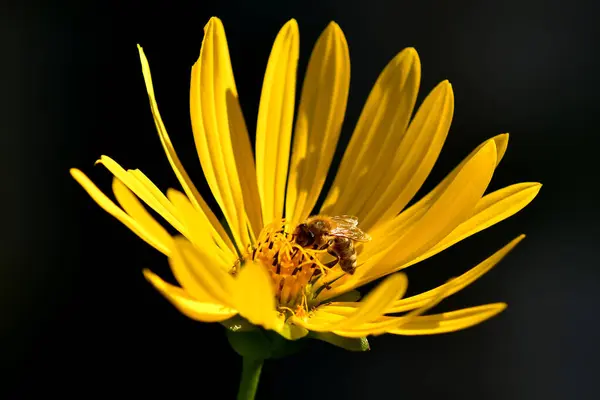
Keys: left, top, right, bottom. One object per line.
{"left": 232, "top": 220, "right": 335, "bottom": 315}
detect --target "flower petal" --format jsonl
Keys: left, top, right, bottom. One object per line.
{"left": 130, "top": 166, "right": 237, "bottom": 262}
{"left": 387, "top": 235, "right": 525, "bottom": 313}
{"left": 70, "top": 168, "right": 170, "bottom": 254}
{"left": 319, "top": 233, "right": 519, "bottom": 334}
{"left": 420, "top": 183, "right": 540, "bottom": 260}
{"left": 285, "top": 22, "right": 350, "bottom": 224}
{"left": 111, "top": 177, "right": 174, "bottom": 252}
{"left": 374, "top": 134, "right": 510, "bottom": 241}
{"left": 167, "top": 189, "right": 237, "bottom": 267}
{"left": 359, "top": 80, "right": 454, "bottom": 231}
{"left": 351, "top": 139, "right": 498, "bottom": 291}
{"left": 190, "top": 17, "right": 262, "bottom": 252}
{"left": 138, "top": 45, "right": 228, "bottom": 247}
{"left": 95, "top": 157, "right": 238, "bottom": 262}
{"left": 144, "top": 269, "right": 237, "bottom": 322}
{"left": 231, "top": 260, "right": 278, "bottom": 331}
{"left": 357, "top": 179, "right": 537, "bottom": 279}
{"left": 320, "top": 48, "right": 420, "bottom": 218}
{"left": 411, "top": 133, "right": 509, "bottom": 206}
{"left": 255, "top": 19, "right": 299, "bottom": 223}
{"left": 96, "top": 156, "right": 185, "bottom": 234}
{"left": 128, "top": 169, "right": 184, "bottom": 225}
{"left": 387, "top": 303, "right": 507, "bottom": 335}
{"left": 295, "top": 273, "right": 407, "bottom": 332}
{"left": 330, "top": 291, "right": 445, "bottom": 338}
{"left": 170, "top": 237, "right": 235, "bottom": 307}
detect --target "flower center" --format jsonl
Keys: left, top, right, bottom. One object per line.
{"left": 231, "top": 220, "right": 342, "bottom": 317}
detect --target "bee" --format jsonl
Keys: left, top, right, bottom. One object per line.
{"left": 292, "top": 215, "right": 371, "bottom": 275}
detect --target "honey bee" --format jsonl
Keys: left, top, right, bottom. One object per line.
{"left": 292, "top": 215, "right": 371, "bottom": 275}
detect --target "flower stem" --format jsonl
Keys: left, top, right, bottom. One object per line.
{"left": 237, "top": 357, "right": 263, "bottom": 400}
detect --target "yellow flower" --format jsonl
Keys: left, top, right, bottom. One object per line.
{"left": 71, "top": 17, "right": 540, "bottom": 344}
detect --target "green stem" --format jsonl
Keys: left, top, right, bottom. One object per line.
{"left": 236, "top": 357, "right": 263, "bottom": 400}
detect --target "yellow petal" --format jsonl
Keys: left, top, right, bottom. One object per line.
{"left": 320, "top": 48, "right": 421, "bottom": 218}
{"left": 358, "top": 80, "right": 454, "bottom": 231}
{"left": 285, "top": 22, "right": 350, "bottom": 224}
{"left": 421, "top": 183, "right": 540, "bottom": 260}
{"left": 70, "top": 168, "right": 170, "bottom": 254}
{"left": 96, "top": 156, "right": 185, "bottom": 234}
{"left": 117, "top": 163, "right": 237, "bottom": 262}
{"left": 255, "top": 19, "right": 299, "bottom": 223}
{"left": 167, "top": 189, "right": 237, "bottom": 267}
{"left": 231, "top": 260, "right": 278, "bottom": 331}
{"left": 493, "top": 133, "right": 509, "bottom": 166}
{"left": 388, "top": 303, "right": 506, "bottom": 335}
{"left": 311, "top": 304, "right": 355, "bottom": 317}
{"left": 190, "top": 17, "right": 262, "bottom": 252}
{"left": 388, "top": 235, "right": 524, "bottom": 313}
{"left": 143, "top": 269, "right": 237, "bottom": 322}
{"left": 331, "top": 290, "right": 445, "bottom": 338}
{"left": 128, "top": 164, "right": 237, "bottom": 262}
{"left": 320, "top": 317, "right": 396, "bottom": 338}
{"left": 359, "top": 181, "right": 537, "bottom": 276}
{"left": 170, "top": 237, "right": 235, "bottom": 307}
{"left": 352, "top": 139, "right": 498, "bottom": 290}
{"left": 112, "top": 177, "right": 174, "bottom": 253}
{"left": 296, "top": 273, "right": 407, "bottom": 332}
{"left": 300, "top": 310, "right": 346, "bottom": 326}
{"left": 348, "top": 136, "right": 513, "bottom": 276}
{"left": 138, "top": 45, "right": 227, "bottom": 247}
{"left": 414, "top": 133, "right": 509, "bottom": 204}
{"left": 374, "top": 134, "right": 509, "bottom": 241}
{"left": 128, "top": 169, "right": 184, "bottom": 224}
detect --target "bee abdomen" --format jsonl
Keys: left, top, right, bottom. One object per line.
{"left": 339, "top": 253, "right": 357, "bottom": 275}
{"left": 331, "top": 237, "right": 357, "bottom": 274}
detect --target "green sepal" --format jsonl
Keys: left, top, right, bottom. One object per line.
{"left": 309, "top": 332, "right": 370, "bottom": 352}
{"left": 226, "top": 329, "right": 307, "bottom": 360}
{"left": 268, "top": 332, "right": 307, "bottom": 359}
{"left": 227, "top": 329, "right": 273, "bottom": 360}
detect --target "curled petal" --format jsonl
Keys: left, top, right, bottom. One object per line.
{"left": 70, "top": 168, "right": 170, "bottom": 254}
{"left": 112, "top": 178, "right": 174, "bottom": 253}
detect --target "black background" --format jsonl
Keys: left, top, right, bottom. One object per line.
{"left": 2, "top": 1, "right": 599, "bottom": 399}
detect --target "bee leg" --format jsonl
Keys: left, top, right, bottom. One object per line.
{"left": 324, "top": 249, "right": 340, "bottom": 269}
{"left": 318, "top": 242, "right": 330, "bottom": 251}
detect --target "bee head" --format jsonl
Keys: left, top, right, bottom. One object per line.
{"left": 293, "top": 223, "right": 315, "bottom": 247}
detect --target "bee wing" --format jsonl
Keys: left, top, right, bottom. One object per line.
{"left": 330, "top": 226, "right": 372, "bottom": 242}
{"left": 329, "top": 216, "right": 371, "bottom": 242}
{"left": 330, "top": 215, "right": 359, "bottom": 227}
